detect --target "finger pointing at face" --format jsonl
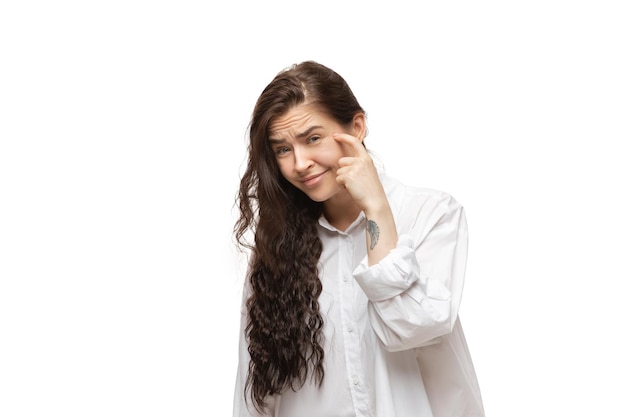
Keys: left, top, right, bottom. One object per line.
{"left": 332, "top": 132, "right": 386, "bottom": 212}
{"left": 332, "top": 132, "right": 367, "bottom": 157}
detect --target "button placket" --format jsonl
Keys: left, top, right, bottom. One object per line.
{"left": 338, "top": 232, "right": 370, "bottom": 416}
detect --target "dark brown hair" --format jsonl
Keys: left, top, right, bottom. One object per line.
{"left": 234, "top": 61, "right": 365, "bottom": 412}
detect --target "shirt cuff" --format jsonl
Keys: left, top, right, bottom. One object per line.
{"left": 353, "top": 235, "right": 420, "bottom": 302}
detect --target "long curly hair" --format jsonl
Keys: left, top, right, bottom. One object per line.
{"left": 234, "top": 61, "right": 365, "bottom": 412}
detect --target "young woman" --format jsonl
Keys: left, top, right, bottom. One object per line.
{"left": 233, "top": 61, "right": 484, "bottom": 417}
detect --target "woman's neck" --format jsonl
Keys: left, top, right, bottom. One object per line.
{"left": 322, "top": 190, "right": 362, "bottom": 231}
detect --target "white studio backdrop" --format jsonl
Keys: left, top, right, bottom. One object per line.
{"left": 1, "top": 1, "right": 625, "bottom": 416}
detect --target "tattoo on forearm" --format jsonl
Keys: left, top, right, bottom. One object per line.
{"left": 366, "top": 219, "right": 380, "bottom": 250}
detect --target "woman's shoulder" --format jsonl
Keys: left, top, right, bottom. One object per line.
{"left": 380, "top": 171, "right": 460, "bottom": 209}
{"left": 379, "top": 171, "right": 466, "bottom": 233}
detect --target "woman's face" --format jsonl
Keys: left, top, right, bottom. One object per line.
{"left": 268, "top": 103, "right": 364, "bottom": 203}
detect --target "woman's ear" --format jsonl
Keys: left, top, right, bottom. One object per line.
{"left": 351, "top": 112, "right": 367, "bottom": 142}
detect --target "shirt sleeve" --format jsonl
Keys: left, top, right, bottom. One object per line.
{"left": 353, "top": 193, "right": 468, "bottom": 352}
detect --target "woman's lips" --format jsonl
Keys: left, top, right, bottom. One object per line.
{"left": 300, "top": 170, "right": 327, "bottom": 187}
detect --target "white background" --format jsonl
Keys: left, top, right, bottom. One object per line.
{"left": 1, "top": 1, "right": 625, "bottom": 416}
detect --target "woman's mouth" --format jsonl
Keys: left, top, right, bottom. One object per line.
{"left": 300, "top": 171, "right": 327, "bottom": 187}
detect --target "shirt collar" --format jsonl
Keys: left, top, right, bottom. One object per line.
{"left": 318, "top": 211, "right": 366, "bottom": 233}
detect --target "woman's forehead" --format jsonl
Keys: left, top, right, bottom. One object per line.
{"left": 269, "top": 103, "right": 326, "bottom": 137}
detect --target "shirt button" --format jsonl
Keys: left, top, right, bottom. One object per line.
{"left": 353, "top": 377, "right": 359, "bottom": 386}
{"left": 347, "top": 327, "right": 353, "bottom": 333}
{"left": 343, "top": 276, "right": 348, "bottom": 282}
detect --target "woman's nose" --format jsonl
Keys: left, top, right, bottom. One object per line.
{"left": 293, "top": 147, "right": 313, "bottom": 171}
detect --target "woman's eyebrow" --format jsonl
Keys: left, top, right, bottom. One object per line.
{"left": 295, "top": 126, "right": 322, "bottom": 139}
{"left": 268, "top": 137, "right": 285, "bottom": 145}
{"left": 268, "top": 126, "right": 323, "bottom": 143}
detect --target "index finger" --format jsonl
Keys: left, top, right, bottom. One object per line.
{"left": 333, "top": 132, "right": 367, "bottom": 157}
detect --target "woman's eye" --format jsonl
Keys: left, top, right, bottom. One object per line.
{"left": 307, "top": 135, "right": 321, "bottom": 144}
{"left": 275, "top": 147, "right": 289, "bottom": 156}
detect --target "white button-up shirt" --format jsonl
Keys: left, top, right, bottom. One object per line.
{"left": 234, "top": 173, "right": 484, "bottom": 417}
